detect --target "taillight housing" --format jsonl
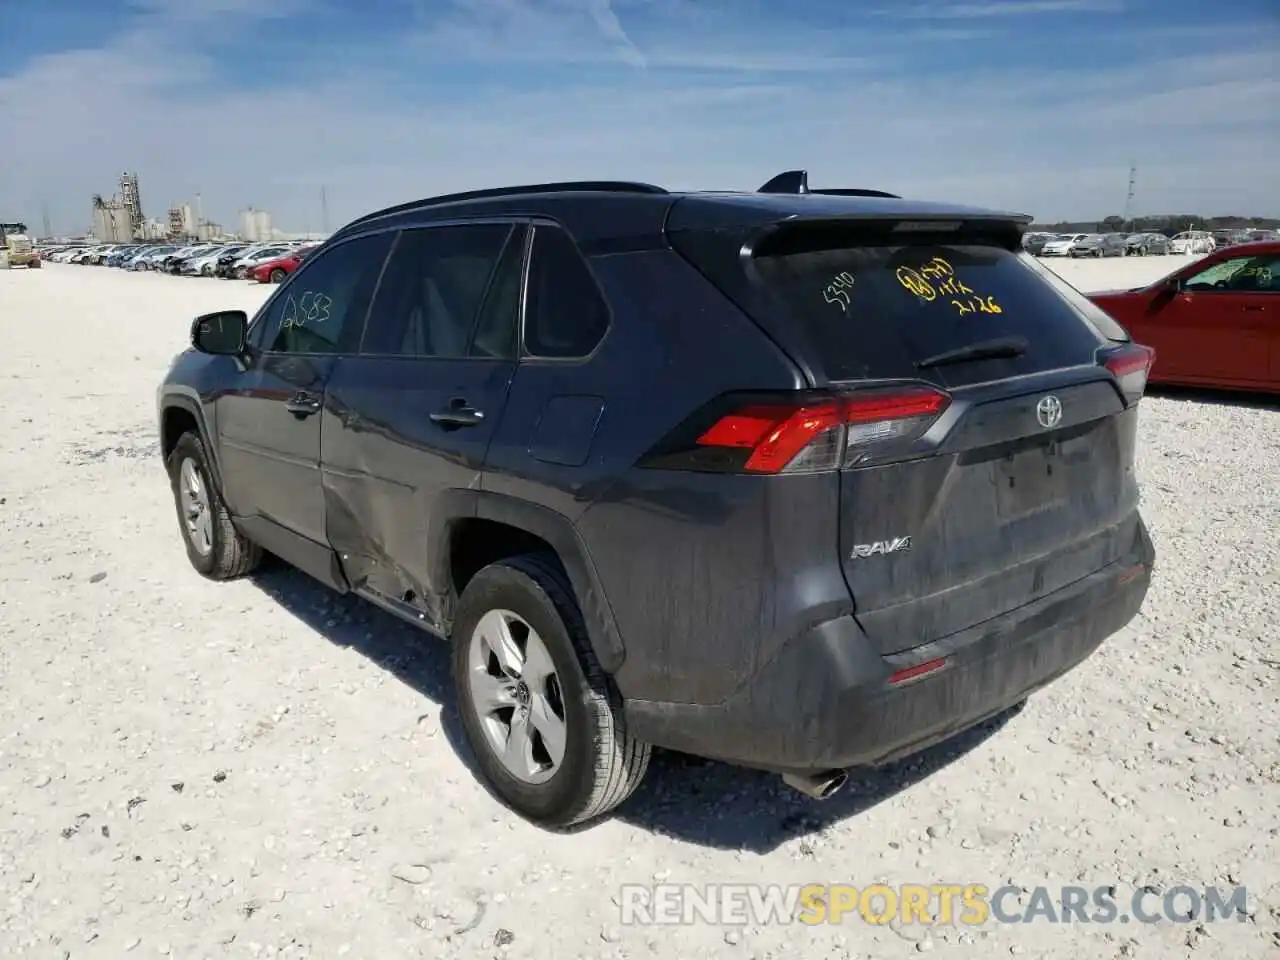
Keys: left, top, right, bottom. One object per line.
{"left": 640, "top": 384, "right": 950, "bottom": 475}
{"left": 1101, "top": 342, "right": 1155, "bottom": 404}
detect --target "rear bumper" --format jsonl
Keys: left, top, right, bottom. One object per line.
{"left": 625, "top": 518, "right": 1154, "bottom": 774}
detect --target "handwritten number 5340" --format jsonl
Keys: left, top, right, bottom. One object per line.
{"left": 824, "top": 271, "right": 856, "bottom": 312}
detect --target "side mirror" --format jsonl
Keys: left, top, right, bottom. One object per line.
{"left": 191, "top": 310, "right": 248, "bottom": 355}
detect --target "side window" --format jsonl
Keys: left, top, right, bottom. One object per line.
{"left": 1235, "top": 255, "right": 1280, "bottom": 293}
{"left": 469, "top": 225, "right": 527, "bottom": 360}
{"left": 1183, "top": 256, "right": 1253, "bottom": 292}
{"left": 523, "top": 226, "right": 610, "bottom": 359}
{"left": 360, "top": 224, "right": 512, "bottom": 357}
{"left": 257, "top": 233, "right": 394, "bottom": 355}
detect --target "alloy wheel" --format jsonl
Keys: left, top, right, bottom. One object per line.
{"left": 466, "top": 608, "right": 567, "bottom": 785}
{"left": 178, "top": 458, "right": 213, "bottom": 556}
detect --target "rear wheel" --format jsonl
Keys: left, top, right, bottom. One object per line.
{"left": 269, "top": 268, "right": 286, "bottom": 283}
{"left": 451, "top": 554, "right": 650, "bottom": 828}
{"left": 166, "top": 431, "right": 261, "bottom": 580}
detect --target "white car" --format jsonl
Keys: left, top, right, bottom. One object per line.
{"left": 183, "top": 247, "right": 241, "bottom": 276}
{"left": 163, "top": 244, "right": 219, "bottom": 273}
{"left": 230, "top": 245, "right": 293, "bottom": 278}
{"left": 1040, "top": 234, "right": 1087, "bottom": 257}
{"left": 1169, "top": 231, "right": 1215, "bottom": 255}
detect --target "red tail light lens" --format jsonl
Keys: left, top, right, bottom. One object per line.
{"left": 1102, "top": 342, "right": 1155, "bottom": 403}
{"left": 682, "top": 385, "right": 950, "bottom": 475}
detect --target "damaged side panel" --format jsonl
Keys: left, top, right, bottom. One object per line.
{"left": 319, "top": 355, "right": 518, "bottom": 627}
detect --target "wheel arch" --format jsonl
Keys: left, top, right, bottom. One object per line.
{"left": 159, "top": 391, "right": 225, "bottom": 494}
{"left": 427, "top": 490, "right": 627, "bottom": 676}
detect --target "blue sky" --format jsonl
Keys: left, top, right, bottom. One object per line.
{"left": 1, "top": 0, "right": 1277, "bottom": 235}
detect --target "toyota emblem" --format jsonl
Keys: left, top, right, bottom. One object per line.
{"left": 1036, "top": 394, "right": 1063, "bottom": 429}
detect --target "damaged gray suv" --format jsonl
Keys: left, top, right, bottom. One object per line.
{"left": 156, "top": 170, "right": 1155, "bottom": 827}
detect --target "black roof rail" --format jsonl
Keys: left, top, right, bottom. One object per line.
{"left": 756, "top": 169, "right": 901, "bottom": 199}
{"left": 342, "top": 180, "right": 669, "bottom": 231}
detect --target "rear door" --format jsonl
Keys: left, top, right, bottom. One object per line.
{"left": 320, "top": 222, "right": 524, "bottom": 617}
{"left": 733, "top": 222, "right": 1144, "bottom": 654}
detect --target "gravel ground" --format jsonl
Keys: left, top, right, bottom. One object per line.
{"left": 1, "top": 256, "right": 1277, "bottom": 960}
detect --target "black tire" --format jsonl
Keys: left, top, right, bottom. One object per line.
{"left": 166, "top": 431, "right": 261, "bottom": 580}
{"left": 269, "top": 268, "right": 286, "bottom": 283}
{"left": 451, "top": 553, "right": 650, "bottom": 828}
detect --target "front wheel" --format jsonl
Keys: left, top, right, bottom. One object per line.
{"left": 451, "top": 554, "right": 650, "bottom": 828}
{"left": 166, "top": 431, "right": 261, "bottom": 580}
{"left": 269, "top": 268, "right": 286, "bottom": 283}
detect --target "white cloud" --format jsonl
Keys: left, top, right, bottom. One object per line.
{"left": 881, "top": 0, "right": 1125, "bottom": 18}
{"left": 584, "top": 0, "right": 647, "bottom": 68}
{"left": 0, "top": 0, "right": 1276, "bottom": 235}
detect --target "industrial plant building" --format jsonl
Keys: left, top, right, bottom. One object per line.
{"left": 89, "top": 170, "right": 276, "bottom": 243}
{"left": 239, "top": 207, "right": 273, "bottom": 242}
{"left": 91, "top": 171, "right": 146, "bottom": 242}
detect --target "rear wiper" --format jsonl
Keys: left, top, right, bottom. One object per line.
{"left": 915, "top": 336, "right": 1028, "bottom": 370}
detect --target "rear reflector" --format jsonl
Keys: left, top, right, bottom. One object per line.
{"left": 688, "top": 385, "right": 949, "bottom": 475}
{"left": 1116, "top": 563, "right": 1146, "bottom": 585}
{"left": 1101, "top": 342, "right": 1155, "bottom": 403}
{"left": 887, "top": 657, "right": 950, "bottom": 686}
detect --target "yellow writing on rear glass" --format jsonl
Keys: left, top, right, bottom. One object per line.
{"left": 895, "top": 257, "right": 1004, "bottom": 316}
{"left": 896, "top": 265, "right": 937, "bottom": 301}
{"left": 824, "top": 271, "right": 857, "bottom": 312}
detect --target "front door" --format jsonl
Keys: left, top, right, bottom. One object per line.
{"left": 1146, "top": 252, "right": 1276, "bottom": 385}
{"left": 321, "top": 222, "right": 525, "bottom": 619}
{"left": 215, "top": 231, "right": 396, "bottom": 546}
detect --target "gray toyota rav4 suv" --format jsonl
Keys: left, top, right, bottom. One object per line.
{"left": 157, "top": 170, "right": 1155, "bottom": 827}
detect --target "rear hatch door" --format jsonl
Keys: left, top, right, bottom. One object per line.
{"left": 672, "top": 212, "right": 1144, "bottom": 654}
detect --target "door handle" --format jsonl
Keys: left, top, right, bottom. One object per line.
{"left": 429, "top": 400, "right": 485, "bottom": 428}
{"left": 285, "top": 392, "right": 322, "bottom": 417}
{"left": 1242, "top": 304, "right": 1265, "bottom": 312}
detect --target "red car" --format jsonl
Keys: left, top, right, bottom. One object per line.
{"left": 1089, "top": 241, "right": 1280, "bottom": 394}
{"left": 250, "top": 245, "right": 319, "bottom": 284}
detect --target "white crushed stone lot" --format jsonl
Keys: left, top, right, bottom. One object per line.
{"left": 1, "top": 256, "right": 1277, "bottom": 960}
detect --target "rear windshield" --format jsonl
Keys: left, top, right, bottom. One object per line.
{"left": 750, "top": 237, "right": 1128, "bottom": 383}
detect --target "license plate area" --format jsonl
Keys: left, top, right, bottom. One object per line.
{"left": 995, "top": 442, "right": 1071, "bottom": 520}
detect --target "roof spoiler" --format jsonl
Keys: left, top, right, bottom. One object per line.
{"left": 757, "top": 169, "right": 901, "bottom": 199}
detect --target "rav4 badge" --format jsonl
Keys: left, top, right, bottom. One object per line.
{"left": 850, "top": 536, "right": 912, "bottom": 560}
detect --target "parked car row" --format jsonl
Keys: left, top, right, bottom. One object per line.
{"left": 1024, "top": 227, "right": 1278, "bottom": 259}
{"left": 38, "top": 240, "right": 322, "bottom": 283}
{"left": 1026, "top": 231, "right": 1163, "bottom": 257}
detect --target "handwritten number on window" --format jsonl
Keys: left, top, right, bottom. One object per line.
{"left": 824, "top": 271, "right": 856, "bottom": 312}
{"left": 896, "top": 257, "right": 1004, "bottom": 317}
{"left": 280, "top": 291, "right": 333, "bottom": 330}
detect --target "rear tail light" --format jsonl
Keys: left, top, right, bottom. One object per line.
{"left": 642, "top": 385, "right": 950, "bottom": 475}
{"left": 1101, "top": 342, "right": 1155, "bottom": 404}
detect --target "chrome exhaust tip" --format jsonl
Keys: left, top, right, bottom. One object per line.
{"left": 781, "top": 769, "right": 848, "bottom": 800}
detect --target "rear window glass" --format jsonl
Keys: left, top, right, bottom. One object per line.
{"left": 751, "top": 239, "right": 1127, "bottom": 383}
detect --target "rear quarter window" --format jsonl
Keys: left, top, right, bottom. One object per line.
{"left": 751, "top": 238, "right": 1125, "bottom": 383}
